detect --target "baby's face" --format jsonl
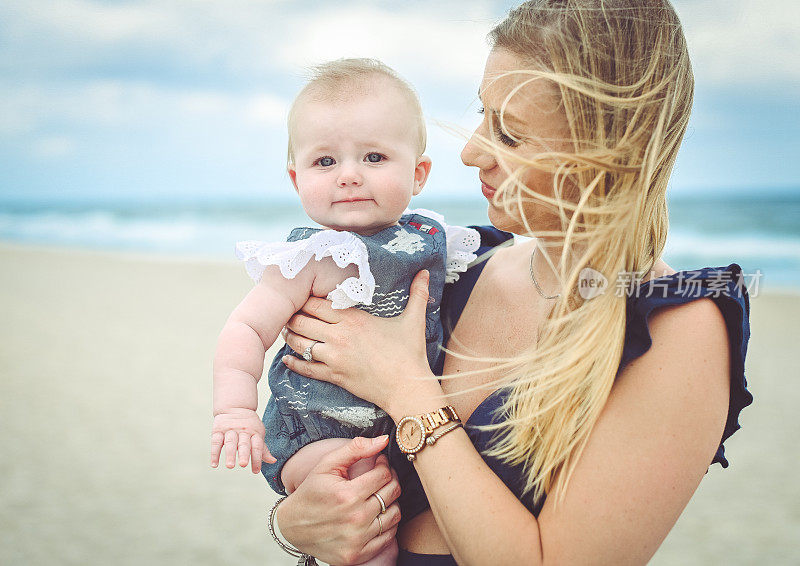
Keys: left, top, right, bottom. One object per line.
{"left": 289, "top": 83, "right": 429, "bottom": 235}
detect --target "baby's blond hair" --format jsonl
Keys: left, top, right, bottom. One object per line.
{"left": 287, "top": 58, "right": 426, "bottom": 165}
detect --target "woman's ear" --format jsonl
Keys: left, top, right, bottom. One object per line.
{"left": 413, "top": 156, "right": 432, "bottom": 195}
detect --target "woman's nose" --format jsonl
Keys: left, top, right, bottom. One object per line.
{"left": 461, "top": 133, "right": 496, "bottom": 170}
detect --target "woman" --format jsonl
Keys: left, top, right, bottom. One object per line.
{"left": 270, "top": 1, "right": 752, "bottom": 564}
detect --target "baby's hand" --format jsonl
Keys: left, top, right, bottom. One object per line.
{"left": 211, "top": 408, "right": 277, "bottom": 473}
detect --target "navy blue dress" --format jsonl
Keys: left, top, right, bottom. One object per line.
{"left": 390, "top": 226, "right": 753, "bottom": 565}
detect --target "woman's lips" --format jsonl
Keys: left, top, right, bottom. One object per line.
{"left": 481, "top": 182, "right": 496, "bottom": 200}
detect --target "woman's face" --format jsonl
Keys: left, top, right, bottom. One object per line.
{"left": 461, "top": 48, "right": 573, "bottom": 235}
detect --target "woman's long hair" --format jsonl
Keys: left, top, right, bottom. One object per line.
{"left": 459, "top": 0, "right": 694, "bottom": 506}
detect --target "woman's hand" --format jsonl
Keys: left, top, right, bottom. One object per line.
{"left": 281, "top": 270, "right": 443, "bottom": 419}
{"left": 277, "top": 435, "right": 402, "bottom": 565}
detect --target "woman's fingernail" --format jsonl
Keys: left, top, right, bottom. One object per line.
{"left": 373, "top": 434, "right": 389, "bottom": 445}
{"left": 282, "top": 355, "right": 290, "bottom": 364}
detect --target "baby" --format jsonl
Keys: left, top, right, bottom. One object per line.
{"left": 211, "top": 58, "right": 479, "bottom": 564}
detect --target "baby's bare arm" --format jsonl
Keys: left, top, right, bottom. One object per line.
{"left": 213, "top": 264, "right": 315, "bottom": 414}
{"left": 211, "top": 257, "right": 356, "bottom": 471}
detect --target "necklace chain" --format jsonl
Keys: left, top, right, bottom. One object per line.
{"left": 529, "top": 246, "right": 561, "bottom": 300}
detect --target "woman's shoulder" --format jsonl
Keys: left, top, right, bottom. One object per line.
{"left": 623, "top": 263, "right": 750, "bottom": 358}
{"left": 621, "top": 262, "right": 753, "bottom": 468}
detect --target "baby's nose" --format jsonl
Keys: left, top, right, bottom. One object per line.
{"left": 336, "top": 165, "right": 363, "bottom": 187}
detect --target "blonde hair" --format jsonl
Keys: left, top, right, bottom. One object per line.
{"left": 286, "top": 58, "right": 427, "bottom": 165}
{"left": 461, "top": 0, "right": 694, "bottom": 506}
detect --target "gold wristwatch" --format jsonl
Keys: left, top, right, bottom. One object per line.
{"left": 396, "top": 405, "right": 461, "bottom": 461}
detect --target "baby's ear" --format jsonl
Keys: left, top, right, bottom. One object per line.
{"left": 288, "top": 166, "right": 299, "bottom": 193}
{"left": 413, "top": 155, "right": 432, "bottom": 195}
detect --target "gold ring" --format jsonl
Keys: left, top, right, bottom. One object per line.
{"left": 372, "top": 492, "right": 387, "bottom": 514}
{"left": 377, "top": 513, "right": 383, "bottom": 536}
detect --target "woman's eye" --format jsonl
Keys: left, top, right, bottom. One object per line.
{"left": 495, "top": 127, "right": 519, "bottom": 148}
{"left": 315, "top": 156, "right": 335, "bottom": 167}
{"left": 365, "top": 153, "right": 385, "bottom": 163}
{"left": 479, "top": 107, "right": 518, "bottom": 147}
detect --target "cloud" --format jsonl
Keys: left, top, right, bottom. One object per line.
{"left": 4, "top": 0, "right": 797, "bottom": 91}
{"left": 0, "top": 79, "right": 287, "bottom": 140}
{"left": 0, "top": 0, "right": 497, "bottom": 86}
{"left": 674, "top": 0, "right": 800, "bottom": 88}
{"left": 0, "top": 0, "right": 493, "bottom": 154}
{"left": 270, "top": 4, "right": 495, "bottom": 83}
{"left": 33, "top": 135, "right": 77, "bottom": 158}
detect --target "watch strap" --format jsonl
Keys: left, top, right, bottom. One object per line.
{"left": 419, "top": 405, "right": 460, "bottom": 434}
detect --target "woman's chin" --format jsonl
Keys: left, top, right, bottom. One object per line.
{"left": 487, "top": 204, "right": 529, "bottom": 236}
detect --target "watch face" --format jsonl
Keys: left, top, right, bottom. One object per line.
{"left": 397, "top": 418, "right": 423, "bottom": 452}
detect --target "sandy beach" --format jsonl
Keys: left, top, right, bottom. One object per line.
{"left": 1, "top": 243, "right": 797, "bottom": 565}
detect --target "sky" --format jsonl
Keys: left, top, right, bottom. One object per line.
{"left": 1, "top": 0, "right": 799, "bottom": 204}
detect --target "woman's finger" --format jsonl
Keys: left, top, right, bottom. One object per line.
{"left": 285, "top": 311, "right": 333, "bottom": 343}
{"left": 283, "top": 329, "right": 327, "bottom": 363}
{"left": 370, "top": 502, "right": 401, "bottom": 539}
{"left": 313, "top": 435, "right": 391, "bottom": 479}
{"left": 358, "top": 523, "right": 399, "bottom": 563}
{"left": 350, "top": 459, "right": 397, "bottom": 501}
{"left": 299, "top": 296, "right": 345, "bottom": 324}
{"left": 384, "top": 465, "right": 401, "bottom": 505}
{"left": 401, "top": 269, "right": 431, "bottom": 321}
{"left": 384, "top": 502, "right": 401, "bottom": 531}
{"left": 282, "top": 353, "right": 332, "bottom": 382}
{"left": 368, "top": 478, "right": 402, "bottom": 519}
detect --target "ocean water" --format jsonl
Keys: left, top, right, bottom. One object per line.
{"left": 2, "top": 192, "right": 799, "bottom": 290}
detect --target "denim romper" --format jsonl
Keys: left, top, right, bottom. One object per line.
{"left": 237, "top": 209, "right": 480, "bottom": 494}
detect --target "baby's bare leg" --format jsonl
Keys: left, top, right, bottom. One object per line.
{"left": 280, "top": 438, "right": 398, "bottom": 566}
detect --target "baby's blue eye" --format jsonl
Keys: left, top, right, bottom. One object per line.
{"left": 366, "top": 153, "right": 385, "bottom": 163}
{"left": 317, "top": 156, "right": 335, "bottom": 167}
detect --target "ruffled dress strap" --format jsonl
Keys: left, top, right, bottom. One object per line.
{"left": 436, "top": 225, "right": 514, "bottom": 373}
{"left": 235, "top": 228, "right": 376, "bottom": 309}
{"left": 622, "top": 263, "right": 754, "bottom": 467}
{"left": 403, "top": 208, "right": 482, "bottom": 283}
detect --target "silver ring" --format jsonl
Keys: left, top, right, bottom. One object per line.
{"left": 376, "top": 513, "right": 383, "bottom": 536}
{"left": 302, "top": 341, "right": 318, "bottom": 362}
{"left": 372, "top": 492, "right": 387, "bottom": 514}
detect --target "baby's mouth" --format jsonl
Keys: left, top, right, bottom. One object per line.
{"left": 334, "top": 198, "right": 374, "bottom": 203}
